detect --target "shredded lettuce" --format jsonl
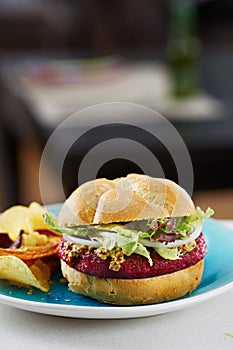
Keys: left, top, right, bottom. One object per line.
{"left": 138, "top": 230, "right": 151, "bottom": 239}
{"left": 44, "top": 207, "right": 214, "bottom": 265}
{"left": 91, "top": 231, "right": 116, "bottom": 251}
{"left": 97, "top": 226, "right": 152, "bottom": 264}
{"left": 148, "top": 207, "right": 214, "bottom": 241}
{"left": 92, "top": 227, "right": 139, "bottom": 257}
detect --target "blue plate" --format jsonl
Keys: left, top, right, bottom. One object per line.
{"left": 0, "top": 203, "right": 233, "bottom": 319}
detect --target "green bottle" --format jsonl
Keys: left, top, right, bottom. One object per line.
{"left": 167, "top": 0, "right": 200, "bottom": 98}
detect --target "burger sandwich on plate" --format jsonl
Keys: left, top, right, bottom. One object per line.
{"left": 45, "top": 174, "right": 213, "bottom": 305}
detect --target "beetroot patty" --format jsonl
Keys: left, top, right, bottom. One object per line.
{"left": 59, "top": 233, "right": 207, "bottom": 279}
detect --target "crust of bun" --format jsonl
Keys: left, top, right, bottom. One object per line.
{"left": 58, "top": 178, "right": 114, "bottom": 225}
{"left": 60, "top": 259, "right": 204, "bottom": 305}
{"left": 58, "top": 174, "right": 195, "bottom": 226}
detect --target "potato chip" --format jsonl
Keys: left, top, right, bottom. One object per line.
{"left": 0, "top": 202, "right": 58, "bottom": 241}
{"left": 0, "top": 206, "right": 33, "bottom": 241}
{"left": 28, "top": 202, "right": 58, "bottom": 232}
{"left": 0, "top": 256, "right": 50, "bottom": 292}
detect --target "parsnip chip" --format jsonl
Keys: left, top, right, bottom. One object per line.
{"left": 0, "top": 202, "right": 58, "bottom": 241}
{"left": 0, "top": 241, "right": 59, "bottom": 261}
{"left": 0, "top": 256, "right": 50, "bottom": 292}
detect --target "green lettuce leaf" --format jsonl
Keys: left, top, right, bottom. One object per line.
{"left": 155, "top": 247, "right": 180, "bottom": 260}
{"left": 147, "top": 207, "right": 214, "bottom": 240}
{"left": 107, "top": 226, "right": 139, "bottom": 256}
{"left": 187, "top": 206, "right": 214, "bottom": 226}
{"left": 44, "top": 212, "right": 88, "bottom": 237}
{"left": 138, "top": 230, "right": 151, "bottom": 239}
{"left": 44, "top": 206, "right": 214, "bottom": 265}
{"left": 135, "top": 243, "right": 153, "bottom": 265}
{"left": 91, "top": 231, "right": 116, "bottom": 251}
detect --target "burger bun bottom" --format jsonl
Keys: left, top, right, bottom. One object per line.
{"left": 60, "top": 259, "right": 204, "bottom": 305}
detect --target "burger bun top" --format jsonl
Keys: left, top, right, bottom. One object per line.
{"left": 58, "top": 174, "right": 195, "bottom": 226}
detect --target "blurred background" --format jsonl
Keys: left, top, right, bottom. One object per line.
{"left": 0, "top": 0, "right": 232, "bottom": 218}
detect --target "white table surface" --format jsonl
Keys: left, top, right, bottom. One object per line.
{"left": 0, "top": 221, "right": 233, "bottom": 350}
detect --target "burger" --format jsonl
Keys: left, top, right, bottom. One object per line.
{"left": 45, "top": 174, "right": 213, "bottom": 305}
